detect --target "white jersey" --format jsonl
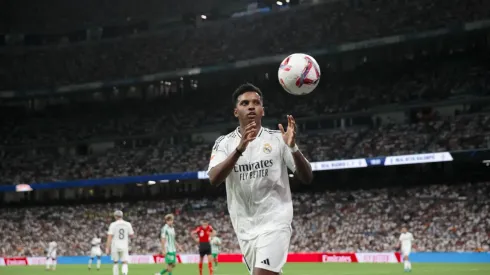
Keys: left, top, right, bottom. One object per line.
{"left": 91, "top": 237, "right": 101, "bottom": 248}
{"left": 207, "top": 127, "right": 301, "bottom": 240}
{"left": 47, "top": 241, "right": 57, "bottom": 254}
{"left": 47, "top": 241, "right": 57, "bottom": 258}
{"left": 107, "top": 219, "right": 134, "bottom": 251}
{"left": 399, "top": 232, "right": 414, "bottom": 249}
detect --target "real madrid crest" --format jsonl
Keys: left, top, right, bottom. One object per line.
{"left": 263, "top": 143, "right": 272, "bottom": 154}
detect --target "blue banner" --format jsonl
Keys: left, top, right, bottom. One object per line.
{"left": 0, "top": 152, "right": 454, "bottom": 191}
{"left": 411, "top": 252, "right": 490, "bottom": 263}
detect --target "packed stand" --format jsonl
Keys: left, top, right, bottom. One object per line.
{"left": 1, "top": 110, "right": 490, "bottom": 185}
{"left": 1, "top": 0, "right": 244, "bottom": 33}
{"left": 1, "top": 53, "right": 489, "bottom": 147}
{"left": 0, "top": 182, "right": 488, "bottom": 256}
{"left": 1, "top": 0, "right": 490, "bottom": 90}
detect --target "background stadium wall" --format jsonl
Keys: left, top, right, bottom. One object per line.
{"left": 1, "top": 253, "right": 490, "bottom": 266}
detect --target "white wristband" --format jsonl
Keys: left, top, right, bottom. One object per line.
{"left": 289, "top": 144, "right": 299, "bottom": 153}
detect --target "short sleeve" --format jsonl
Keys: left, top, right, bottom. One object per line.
{"left": 207, "top": 136, "right": 228, "bottom": 174}
{"left": 282, "top": 141, "right": 296, "bottom": 173}
{"left": 107, "top": 223, "right": 114, "bottom": 235}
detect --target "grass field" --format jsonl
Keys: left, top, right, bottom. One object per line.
{"left": 2, "top": 263, "right": 490, "bottom": 275}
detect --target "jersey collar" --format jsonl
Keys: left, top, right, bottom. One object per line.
{"left": 235, "top": 126, "right": 264, "bottom": 138}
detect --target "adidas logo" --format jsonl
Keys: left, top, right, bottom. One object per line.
{"left": 260, "top": 258, "right": 270, "bottom": 266}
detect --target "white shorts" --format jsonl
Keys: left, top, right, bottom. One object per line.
{"left": 48, "top": 251, "right": 57, "bottom": 259}
{"left": 111, "top": 248, "right": 129, "bottom": 262}
{"left": 238, "top": 228, "right": 291, "bottom": 274}
{"left": 90, "top": 247, "right": 102, "bottom": 258}
{"left": 402, "top": 248, "right": 411, "bottom": 257}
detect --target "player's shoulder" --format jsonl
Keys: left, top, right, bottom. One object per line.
{"left": 212, "top": 131, "right": 236, "bottom": 149}
{"left": 261, "top": 127, "right": 284, "bottom": 143}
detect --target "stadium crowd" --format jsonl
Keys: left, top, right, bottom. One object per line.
{"left": 0, "top": 182, "right": 488, "bottom": 256}
{"left": 1, "top": 0, "right": 490, "bottom": 90}
{"left": 1, "top": 52, "right": 489, "bottom": 147}
{"left": 1, "top": 110, "right": 489, "bottom": 185}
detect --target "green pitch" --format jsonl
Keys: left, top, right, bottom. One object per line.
{"left": 2, "top": 263, "right": 489, "bottom": 275}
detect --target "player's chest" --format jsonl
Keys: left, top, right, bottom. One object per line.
{"left": 201, "top": 227, "right": 212, "bottom": 233}
{"left": 231, "top": 139, "right": 281, "bottom": 163}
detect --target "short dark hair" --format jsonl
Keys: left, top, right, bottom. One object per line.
{"left": 232, "top": 83, "right": 263, "bottom": 106}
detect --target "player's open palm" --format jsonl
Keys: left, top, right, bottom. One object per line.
{"left": 279, "top": 115, "right": 296, "bottom": 147}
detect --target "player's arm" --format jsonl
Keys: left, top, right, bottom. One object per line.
{"left": 175, "top": 240, "right": 184, "bottom": 251}
{"left": 160, "top": 236, "right": 167, "bottom": 255}
{"left": 291, "top": 148, "right": 313, "bottom": 184}
{"left": 106, "top": 224, "right": 114, "bottom": 254}
{"left": 280, "top": 115, "right": 313, "bottom": 184}
{"left": 208, "top": 123, "right": 256, "bottom": 185}
{"left": 106, "top": 235, "right": 113, "bottom": 254}
{"left": 191, "top": 228, "right": 200, "bottom": 242}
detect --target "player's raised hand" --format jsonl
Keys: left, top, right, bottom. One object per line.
{"left": 278, "top": 115, "right": 296, "bottom": 148}
{"left": 237, "top": 121, "right": 257, "bottom": 153}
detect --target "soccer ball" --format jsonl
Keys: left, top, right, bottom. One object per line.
{"left": 278, "top": 53, "right": 321, "bottom": 95}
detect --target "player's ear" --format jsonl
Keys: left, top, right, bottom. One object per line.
{"left": 234, "top": 108, "right": 238, "bottom": 118}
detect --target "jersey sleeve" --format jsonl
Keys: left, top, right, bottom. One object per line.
{"left": 107, "top": 223, "right": 114, "bottom": 235}
{"left": 207, "top": 136, "right": 228, "bottom": 174}
{"left": 281, "top": 140, "right": 296, "bottom": 173}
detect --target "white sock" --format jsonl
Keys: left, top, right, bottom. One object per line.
{"left": 89, "top": 258, "right": 93, "bottom": 268}
{"left": 404, "top": 260, "right": 408, "bottom": 269}
{"left": 122, "top": 263, "right": 128, "bottom": 275}
{"left": 408, "top": 261, "right": 412, "bottom": 269}
{"left": 52, "top": 259, "right": 57, "bottom": 270}
{"left": 46, "top": 258, "right": 51, "bottom": 269}
{"left": 97, "top": 258, "right": 101, "bottom": 269}
{"left": 113, "top": 264, "right": 119, "bottom": 275}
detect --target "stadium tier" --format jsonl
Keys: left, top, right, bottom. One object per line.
{"left": 1, "top": 0, "right": 490, "bottom": 90}
{"left": 1, "top": 111, "right": 489, "bottom": 185}
{"left": 2, "top": 0, "right": 490, "bottom": 269}
{"left": 0, "top": 182, "right": 488, "bottom": 257}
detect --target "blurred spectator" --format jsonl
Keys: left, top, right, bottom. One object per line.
{"left": 0, "top": 182, "right": 488, "bottom": 256}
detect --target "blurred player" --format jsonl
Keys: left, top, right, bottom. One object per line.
{"left": 207, "top": 84, "right": 313, "bottom": 275}
{"left": 106, "top": 210, "right": 134, "bottom": 275}
{"left": 156, "top": 214, "right": 183, "bottom": 275}
{"left": 210, "top": 230, "right": 221, "bottom": 269}
{"left": 88, "top": 235, "right": 102, "bottom": 271}
{"left": 191, "top": 220, "right": 214, "bottom": 275}
{"left": 45, "top": 241, "right": 57, "bottom": 271}
{"left": 398, "top": 227, "right": 414, "bottom": 272}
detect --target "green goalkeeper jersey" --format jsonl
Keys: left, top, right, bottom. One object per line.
{"left": 211, "top": 236, "right": 221, "bottom": 254}
{"left": 161, "top": 224, "right": 177, "bottom": 253}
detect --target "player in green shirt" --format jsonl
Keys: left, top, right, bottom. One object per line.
{"left": 210, "top": 230, "right": 222, "bottom": 269}
{"left": 156, "top": 214, "right": 182, "bottom": 275}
